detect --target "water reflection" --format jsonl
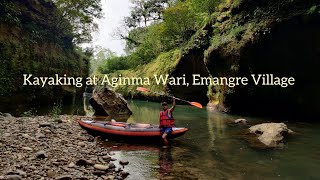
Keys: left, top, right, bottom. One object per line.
{"left": 158, "top": 148, "right": 173, "bottom": 177}
{"left": 206, "top": 110, "right": 227, "bottom": 151}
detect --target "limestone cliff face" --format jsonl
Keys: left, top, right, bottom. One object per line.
{"left": 0, "top": 0, "right": 89, "bottom": 105}
{"left": 168, "top": 0, "right": 320, "bottom": 118}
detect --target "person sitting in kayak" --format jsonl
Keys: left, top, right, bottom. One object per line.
{"left": 159, "top": 98, "right": 176, "bottom": 146}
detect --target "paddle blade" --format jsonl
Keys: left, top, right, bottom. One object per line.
{"left": 189, "top": 102, "right": 203, "bottom": 109}
{"left": 136, "top": 87, "right": 150, "bottom": 92}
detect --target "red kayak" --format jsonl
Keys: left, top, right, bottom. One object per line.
{"left": 77, "top": 117, "right": 188, "bottom": 139}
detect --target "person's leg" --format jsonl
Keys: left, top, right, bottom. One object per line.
{"left": 162, "top": 132, "right": 169, "bottom": 145}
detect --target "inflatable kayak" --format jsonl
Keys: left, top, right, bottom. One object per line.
{"left": 77, "top": 117, "right": 188, "bottom": 139}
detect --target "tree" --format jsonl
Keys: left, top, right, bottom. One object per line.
{"left": 91, "top": 47, "right": 115, "bottom": 73}
{"left": 124, "top": 0, "right": 170, "bottom": 28}
{"left": 163, "top": 2, "right": 197, "bottom": 43}
{"left": 53, "top": 0, "right": 103, "bottom": 44}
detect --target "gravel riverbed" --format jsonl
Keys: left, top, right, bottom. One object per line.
{"left": 0, "top": 113, "right": 129, "bottom": 180}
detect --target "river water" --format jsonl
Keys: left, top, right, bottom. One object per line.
{"left": 99, "top": 100, "right": 320, "bottom": 180}
{"left": 3, "top": 97, "right": 319, "bottom": 179}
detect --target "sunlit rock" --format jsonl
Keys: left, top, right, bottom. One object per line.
{"left": 248, "top": 123, "right": 293, "bottom": 148}
{"left": 89, "top": 87, "right": 132, "bottom": 118}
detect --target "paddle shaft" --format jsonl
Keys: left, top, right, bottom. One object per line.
{"left": 146, "top": 90, "right": 193, "bottom": 104}
{"left": 136, "top": 87, "right": 202, "bottom": 108}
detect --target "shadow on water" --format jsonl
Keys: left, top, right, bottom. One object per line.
{"left": 0, "top": 92, "right": 86, "bottom": 116}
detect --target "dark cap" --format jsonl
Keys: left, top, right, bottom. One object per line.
{"left": 161, "top": 102, "right": 168, "bottom": 106}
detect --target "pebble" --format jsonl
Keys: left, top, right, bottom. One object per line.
{"left": 78, "top": 142, "right": 85, "bottom": 147}
{"left": 119, "top": 160, "right": 129, "bottom": 166}
{"left": 3, "top": 113, "right": 12, "bottom": 117}
{"left": 46, "top": 170, "right": 55, "bottom": 177}
{"left": 102, "top": 156, "right": 111, "bottom": 161}
{"left": 36, "top": 133, "right": 45, "bottom": 138}
{"left": 76, "top": 159, "right": 90, "bottom": 166}
{"left": 29, "top": 166, "right": 37, "bottom": 170}
{"left": 39, "top": 122, "right": 51, "bottom": 127}
{"left": 68, "top": 162, "right": 75, "bottom": 168}
{"left": 77, "top": 136, "right": 87, "bottom": 141}
{"left": 92, "top": 170, "right": 107, "bottom": 176}
{"left": 106, "top": 175, "right": 115, "bottom": 180}
{"left": 120, "top": 171, "right": 129, "bottom": 178}
{"left": 87, "top": 136, "right": 95, "bottom": 142}
{"left": 94, "top": 164, "right": 109, "bottom": 171}
{"left": 22, "top": 147, "right": 33, "bottom": 151}
{"left": 35, "top": 151, "right": 47, "bottom": 158}
{"left": 16, "top": 170, "right": 26, "bottom": 177}
{"left": 44, "top": 129, "right": 51, "bottom": 133}
{"left": 6, "top": 175, "right": 22, "bottom": 180}
{"left": 22, "top": 134, "right": 31, "bottom": 139}
{"left": 54, "top": 119, "right": 63, "bottom": 123}
{"left": 55, "top": 175, "right": 72, "bottom": 180}
{"left": 108, "top": 162, "right": 116, "bottom": 169}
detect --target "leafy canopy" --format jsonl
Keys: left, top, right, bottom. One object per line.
{"left": 54, "top": 0, "right": 103, "bottom": 44}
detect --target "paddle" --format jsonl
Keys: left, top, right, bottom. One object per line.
{"left": 136, "top": 87, "right": 203, "bottom": 108}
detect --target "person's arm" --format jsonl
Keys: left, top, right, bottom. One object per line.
{"left": 169, "top": 97, "right": 176, "bottom": 112}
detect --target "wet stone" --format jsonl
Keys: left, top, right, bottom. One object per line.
{"left": 120, "top": 171, "right": 129, "bottom": 178}
{"left": 119, "top": 160, "right": 129, "bottom": 166}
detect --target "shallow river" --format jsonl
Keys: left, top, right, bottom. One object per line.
{"left": 97, "top": 100, "right": 320, "bottom": 180}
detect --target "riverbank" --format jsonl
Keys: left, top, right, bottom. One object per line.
{"left": 0, "top": 113, "right": 129, "bottom": 180}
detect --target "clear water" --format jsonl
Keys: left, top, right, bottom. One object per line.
{"left": 102, "top": 100, "right": 320, "bottom": 180}
{"left": 4, "top": 96, "right": 319, "bottom": 179}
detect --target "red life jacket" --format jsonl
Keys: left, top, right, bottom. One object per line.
{"left": 159, "top": 110, "right": 175, "bottom": 128}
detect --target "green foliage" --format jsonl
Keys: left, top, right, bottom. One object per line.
{"left": 0, "top": 0, "right": 22, "bottom": 25}
{"left": 0, "top": 0, "right": 90, "bottom": 99}
{"left": 21, "top": 109, "right": 37, "bottom": 117}
{"left": 114, "top": 49, "right": 182, "bottom": 96}
{"left": 54, "top": 0, "right": 103, "bottom": 44}
{"left": 162, "top": 2, "right": 198, "bottom": 45}
{"left": 91, "top": 47, "right": 115, "bottom": 73}
{"left": 51, "top": 102, "right": 62, "bottom": 119}
{"left": 95, "top": 0, "right": 221, "bottom": 74}
{"left": 98, "top": 56, "right": 131, "bottom": 74}
{"left": 307, "top": 5, "right": 319, "bottom": 14}
{"left": 124, "top": 0, "right": 170, "bottom": 28}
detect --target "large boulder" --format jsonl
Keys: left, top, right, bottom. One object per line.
{"left": 89, "top": 87, "right": 132, "bottom": 118}
{"left": 248, "top": 123, "right": 293, "bottom": 148}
